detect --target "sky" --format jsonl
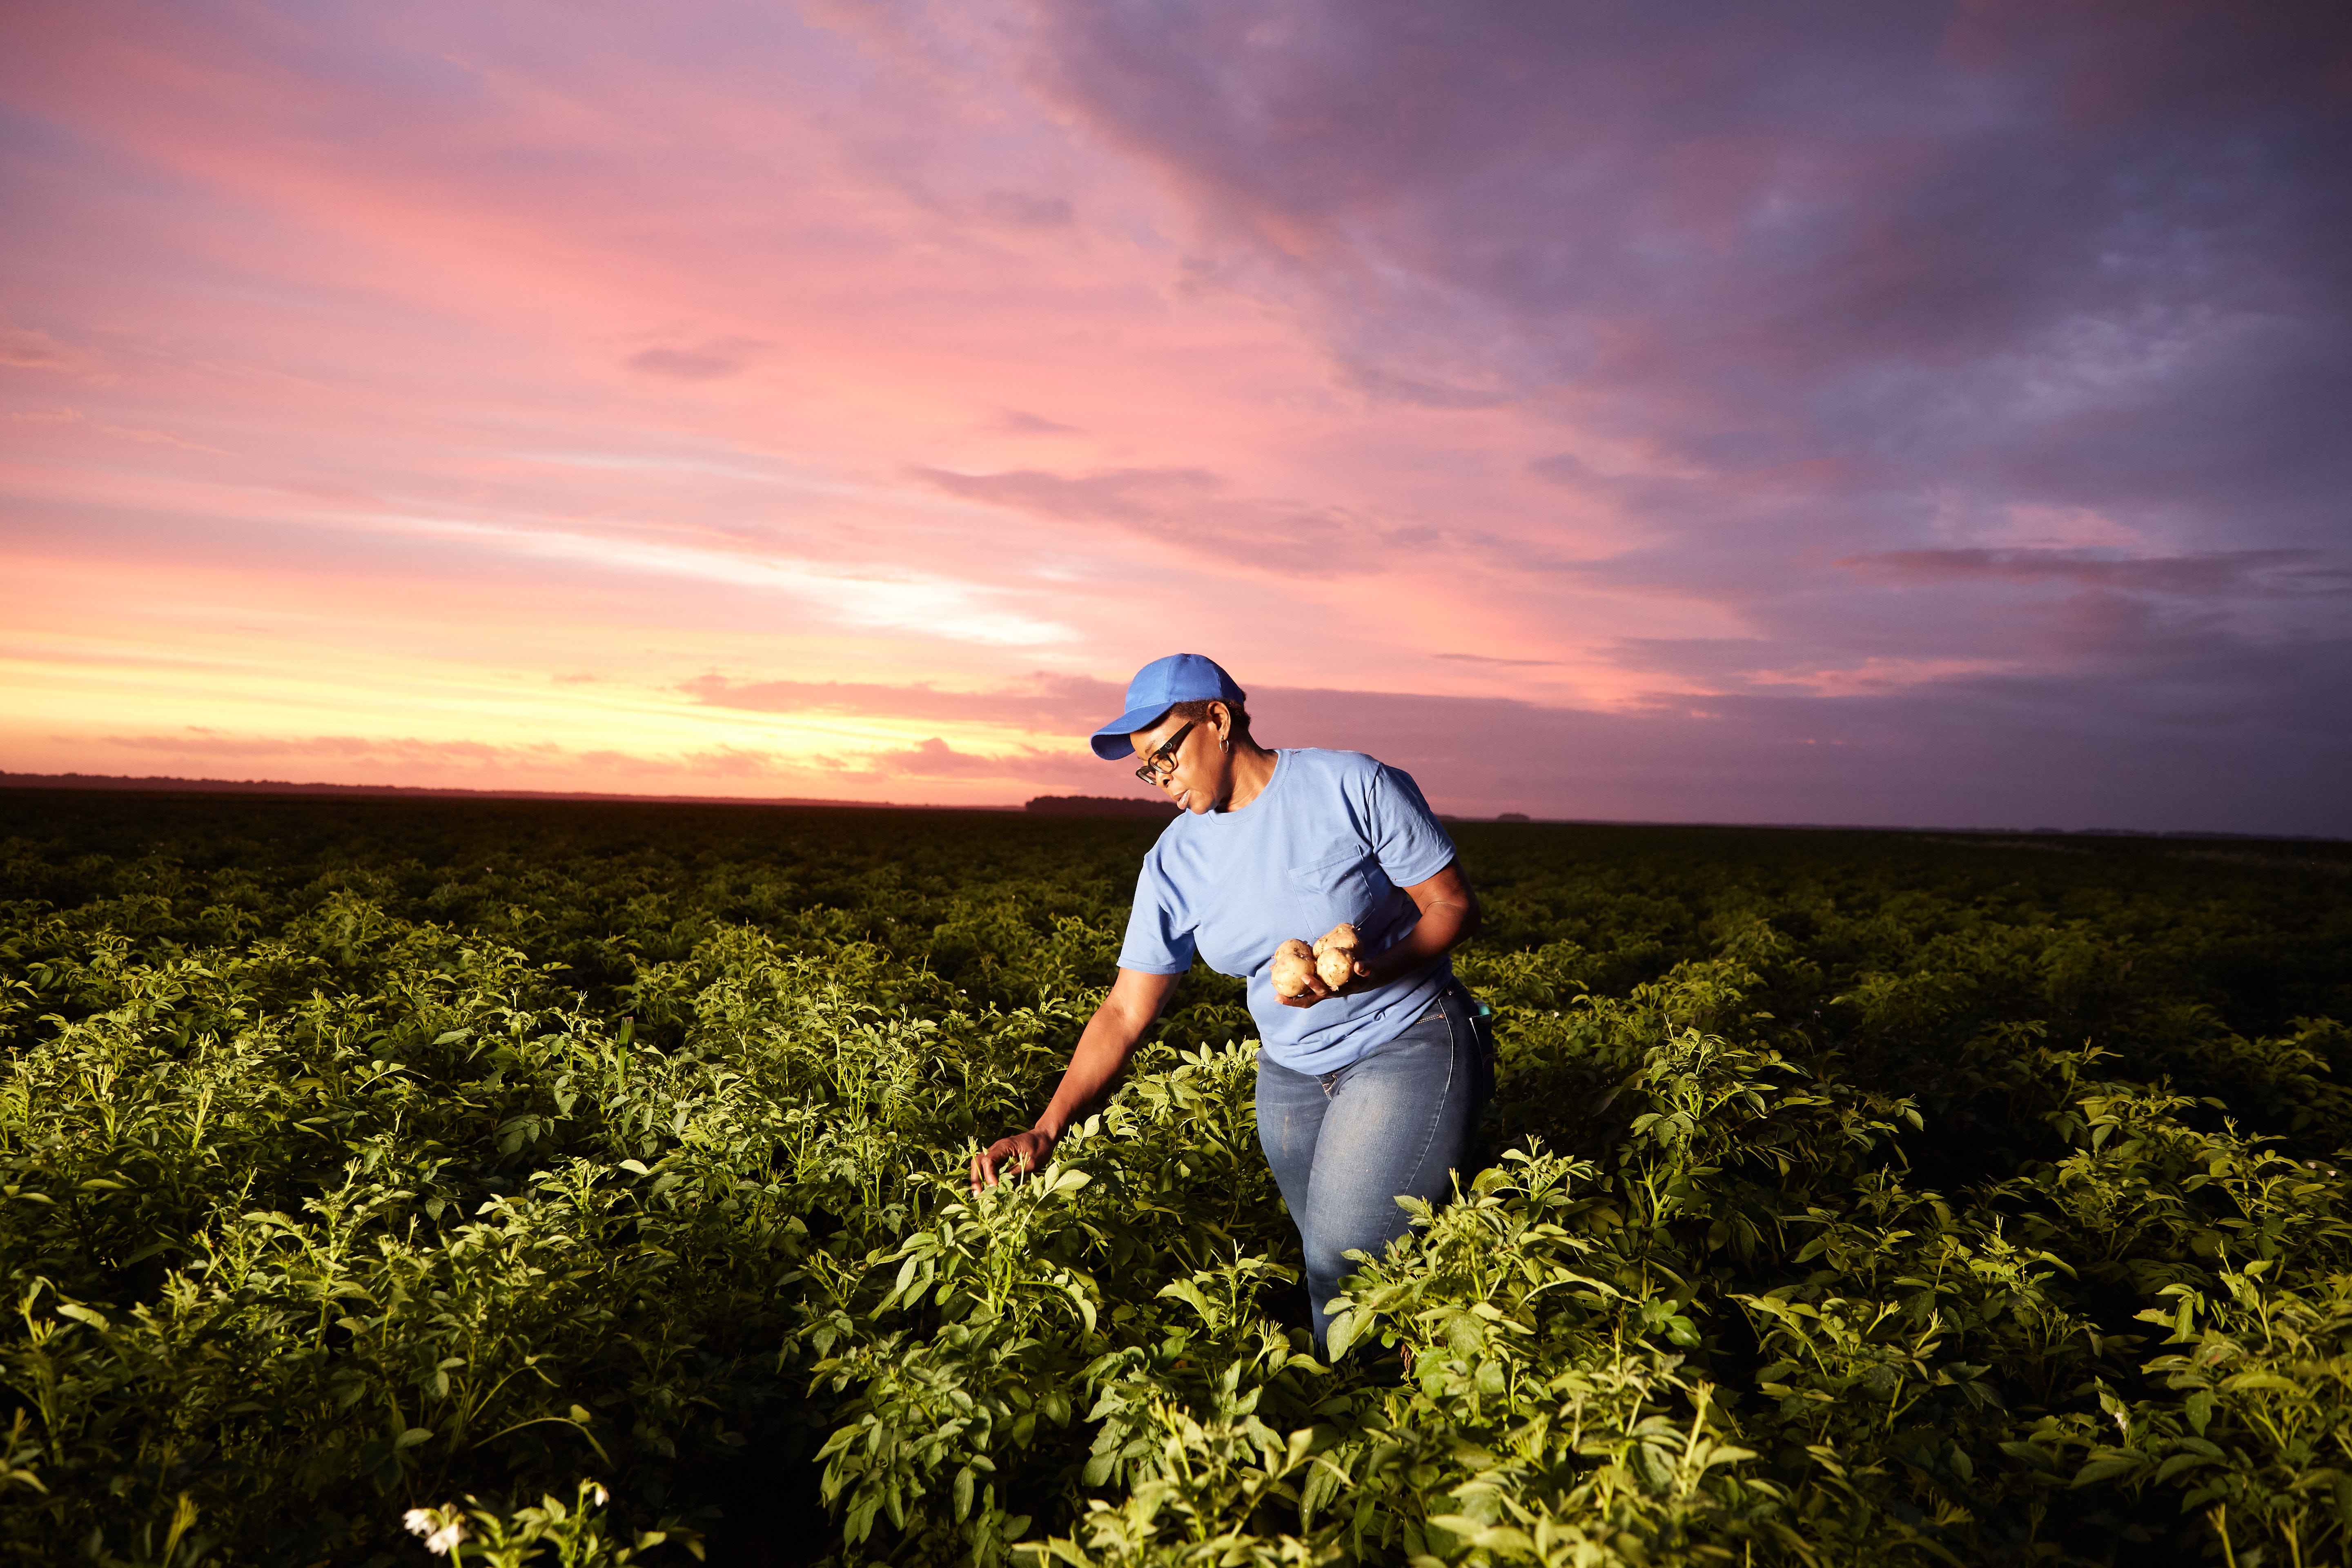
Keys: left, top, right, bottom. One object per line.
{"left": 3, "top": 0, "right": 2348, "bottom": 833}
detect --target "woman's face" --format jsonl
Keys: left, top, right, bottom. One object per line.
{"left": 1129, "top": 707, "right": 1228, "bottom": 814}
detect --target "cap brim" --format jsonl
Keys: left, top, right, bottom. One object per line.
{"left": 1089, "top": 704, "right": 1172, "bottom": 760}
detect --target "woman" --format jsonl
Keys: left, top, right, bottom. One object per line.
{"left": 969, "top": 653, "right": 1490, "bottom": 1353}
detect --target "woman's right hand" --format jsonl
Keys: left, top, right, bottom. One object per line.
{"left": 970, "top": 1127, "right": 1058, "bottom": 1192}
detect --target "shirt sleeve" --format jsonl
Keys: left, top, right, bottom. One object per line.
{"left": 1116, "top": 847, "right": 1197, "bottom": 974}
{"left": 1365, "top": 762, "right": 1457, "bottom": 889}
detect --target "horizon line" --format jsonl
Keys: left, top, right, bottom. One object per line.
{"left": 2, "top": 770, "right": 2342, "bottom": 846}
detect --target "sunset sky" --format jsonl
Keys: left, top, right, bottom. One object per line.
{"left": 4, "top": 1, "right": 2348, "bottom": 833}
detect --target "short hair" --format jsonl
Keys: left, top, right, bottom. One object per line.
{"left": 1164, "top": 696, "right": 1250, "bottom": 739}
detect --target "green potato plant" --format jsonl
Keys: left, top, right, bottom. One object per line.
{"left": 0, "top": 793, "right": 2346, "bottom": 1566}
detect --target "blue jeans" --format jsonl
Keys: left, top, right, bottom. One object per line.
{"left": 1254, "top": 984, "right": 1490, "bottom": 1353}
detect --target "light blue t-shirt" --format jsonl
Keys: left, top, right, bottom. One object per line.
{"left": 1116, "top": 748, "right": 1460, "bottom": 1075}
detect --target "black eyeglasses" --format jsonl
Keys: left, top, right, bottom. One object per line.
{"left": 1134, "top": 721, "right": 1197, "bottom": 784}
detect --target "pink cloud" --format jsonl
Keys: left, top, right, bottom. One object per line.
{"left": 96, "top": 731, "right": 570, "bottom": 766}
{"left": 682, "top": 672, "right": 1121, "bottom": 729}
{"left": 820, "top": 736, "right": 1105, "bottom": 785}
{"left": 0, "top": 326, "right": 87, "bottom": 372}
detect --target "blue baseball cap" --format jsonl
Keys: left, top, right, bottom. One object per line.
{"left": 1089, "top": 654, "right": 1248, "bottom": 760}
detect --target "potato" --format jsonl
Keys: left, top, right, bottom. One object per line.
{"left": 1271, "top": 938, "right": 1318, "bottom": 998}
{"left": 1313, "top": 922, "right": 1361, "bottom": 990}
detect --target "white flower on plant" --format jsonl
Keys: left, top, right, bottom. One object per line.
{"left": 592, "top": 1484, "right": 609, "bottom": 1506}
{"left": 403, "top": 1506, "right": 468, "bottom": 1555}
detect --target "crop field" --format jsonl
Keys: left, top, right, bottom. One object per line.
{"left": 2, "top": 790, "right": 2350, "bottom": 1568}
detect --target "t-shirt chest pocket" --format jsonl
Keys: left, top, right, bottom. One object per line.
{"left": 1288, "top": 847, "right": 1378, "bottom": 929}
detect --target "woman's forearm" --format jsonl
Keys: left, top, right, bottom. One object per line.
{"left": 1033, "top": 1008, "right": 1145, "bottom": 1139}
{"left": 1030, "top": 969, "right": 1179, "bottom": 1140}
{"left": 1365, "top": 894, "right": 1480, "bottom": 987}
{"left": 1364, "top": 907, "right": 1449, "bottom": 982}
{"left": 975, "top": 969, "right": 1181, "bottom": 1189}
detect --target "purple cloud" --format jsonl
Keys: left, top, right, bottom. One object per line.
{"left": 989, "top": 410, "right": 1084, "bottom": 436}
{"left": 624, "top": 337, "right": 766, "bottom": 381}
{"left": 910, "top": 464, "right": 1401, "bottom": 568}
{"left": 1021, "top": 0, "right": 2352, "bottom": 695}
{"left": 1242, "top": 652, "right": 2352, "bottom": 835}
{"left": 1837, "top": 548, "right": 2352, "bottom": 598}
